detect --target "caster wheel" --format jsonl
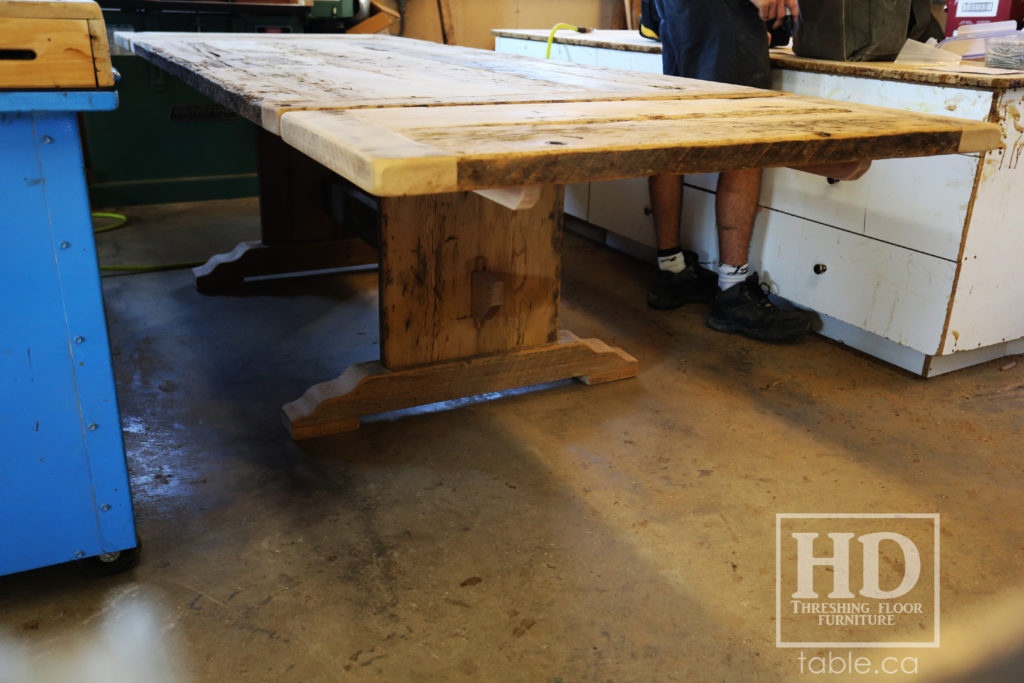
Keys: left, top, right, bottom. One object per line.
{"left": 75, "top": 542, "right": 141, "bottom": 577}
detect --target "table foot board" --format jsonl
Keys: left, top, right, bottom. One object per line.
{"left": 192, "top": 238, "right": 378, "bottom": 294}
{"left": 282, "top": 330, "right": 637, "bottom": 439}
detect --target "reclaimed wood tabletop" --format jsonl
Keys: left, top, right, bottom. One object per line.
{"left": 118, "top": 32, "right": 1001, "bottom": 197}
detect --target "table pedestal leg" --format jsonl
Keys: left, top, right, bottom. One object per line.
{"left": 284, "top": 331, "right": 637, "bottom": 439}
{"left": 193, "top": 129, "right": 377, "bottom": 293}
{"left": 283, "top": 185, "right": 637, "bottom": 438}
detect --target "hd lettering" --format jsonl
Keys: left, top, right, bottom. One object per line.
{"left": 789, "top": 531, "right": 922, "bottom": 627}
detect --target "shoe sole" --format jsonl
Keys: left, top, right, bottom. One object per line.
{"left": 706, "top": 316, "right": 810, "bottom": 343}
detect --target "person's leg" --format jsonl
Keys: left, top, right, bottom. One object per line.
{"left": 646, "top": 174, "right": 717, "bottom": 309}
{"left": 644, "top": 0, "right": 719, "bottom": 310}
{"left": 646, "top": 0, "right": 810, "bottom": 340}
{"left": 715, "top": 168, "right": 760, "bottom": 270}
{"left": 651, "top": 173, "right": 683, "bottom": 252}
{"left": 707, "top": 169, "right": 811, "bottom": 341}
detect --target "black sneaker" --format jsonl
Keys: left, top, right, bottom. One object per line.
{"left": 707, "top": 273, "right": 811, "bottom": 342}
{"left": 647, "top": 250, "right": 718, "bottom": 309}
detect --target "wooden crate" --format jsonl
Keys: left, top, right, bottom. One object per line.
{"left": 0, "top": 0, "right": 114, "bottom": 89}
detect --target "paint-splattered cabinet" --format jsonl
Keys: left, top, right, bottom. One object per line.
{"left": 494, "top": 30, "right": 1024, "bottom": 376}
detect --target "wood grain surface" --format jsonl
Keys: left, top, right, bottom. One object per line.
{"left": 115, "top": 32, "right": 772, "bottom": 132}
{"left": 378, "top": 185, "right": 562, "bottom": 369}
{"left": 0, "top": 1, "right": 114, "bottom": 88}
{"left": 118, "top": 32, "right": 1002, "bottom": 197}
{"left": 0, "top": 0, "right": 103, "bottom": 20}
{"left": 283, "top": 331, "right": 637, "bottom": 438}
{"left": 770, "top": 50, "right": 1024, "bottom": 91}
{"left": 282, "top": 95, "right": 1000, "bottom": 195}
{"left": 0, "top": 17, "right": 96, "bottom": 88}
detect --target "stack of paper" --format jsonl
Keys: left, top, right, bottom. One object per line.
{"left": 939, "top": 21, "right": 1022, "bottom": 59}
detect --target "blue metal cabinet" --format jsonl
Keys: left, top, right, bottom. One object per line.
{"left": 1, "top": 91, "right": 137, "bottom": 576}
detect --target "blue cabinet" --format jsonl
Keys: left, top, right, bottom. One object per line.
{"left": 1, "top": 91, "right": 138, "bottom": 576}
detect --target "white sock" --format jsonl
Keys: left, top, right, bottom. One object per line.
{"left": 717, "top": 263, "right": 749, "bottom": 290}
{"left": 657, "top": 251, "right": 686, "bottom": 274}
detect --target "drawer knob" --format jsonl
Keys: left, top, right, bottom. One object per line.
{"left": 813, "top": 264, "right": 828, "bottom": 274}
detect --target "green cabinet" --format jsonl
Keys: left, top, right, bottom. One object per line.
{"left": 83, "top": 3, "right": 313, "bottom": 206}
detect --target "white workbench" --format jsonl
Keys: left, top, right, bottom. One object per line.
{"left": 494, "top": 29, "right": 1024, "bottom": 377}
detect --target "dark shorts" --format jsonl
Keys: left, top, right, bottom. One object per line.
{"left": 654, "top": 0, "right": 772, "bottom": 89}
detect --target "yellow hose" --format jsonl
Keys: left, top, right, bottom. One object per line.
{"left": 91, "top": 212, "right": 203, "bottom": 275}
{"left": 91, "top": 211, "right": 128, "bottom": 233}
{"left": 546, "top": 23, "right": 590, "bottom": 59}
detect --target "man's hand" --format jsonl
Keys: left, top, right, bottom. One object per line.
{"left": 750, "top": 0, "right": 800, "bottom": 28}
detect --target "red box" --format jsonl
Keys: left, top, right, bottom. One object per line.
{"left": 946, "top": 0, "right": 1024, "bottom": 36}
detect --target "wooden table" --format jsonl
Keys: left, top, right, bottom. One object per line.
{"left": 117, "top": 33, "right": 1000, "bottom": 438}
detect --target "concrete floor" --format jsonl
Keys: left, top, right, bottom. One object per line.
{"left": 2, "top": 198, "right": 1023, "bottom": 682}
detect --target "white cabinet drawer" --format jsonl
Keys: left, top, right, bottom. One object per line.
{"left": 682, "top": 189, "right": 954, "bottom": 354}
{"left": 766, "top": 70, "right": 984, "bottom": 261}
{"left": 586, "top": 176, "right": 718, "bottom": 248}
{"left": 585, "top": 175, "right": 720, "bottom": 241}
{"left": 590, "top": 159, "right": 975, "bottom": 263}
{"left": 761, "top": 155, "right": 976, "bottom": 261}
{"left": 758, "top": 214, "right": 954, "bottom": 355}
{"left": 585, "top": 177, "right": 720, "bottom": 258}
{"left": 583, "top": 179, "right": 728, "bottom": 263}
{"left": 587, "top": 177, "right": 653, "bottom": 244}
{"left": 565, "top": 182, "right": 590, "bottom": 221}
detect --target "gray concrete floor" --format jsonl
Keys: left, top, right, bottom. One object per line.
{"left": 2, "top": 198, "right": 1023, "bottom": 682}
